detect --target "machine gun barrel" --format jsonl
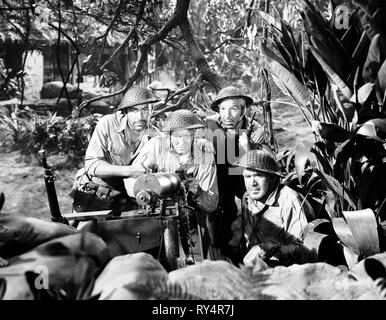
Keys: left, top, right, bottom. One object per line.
{"left": 38, "top": 150, "right": 69, "bottom": 225}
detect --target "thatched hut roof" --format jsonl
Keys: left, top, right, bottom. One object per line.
{"left": 0, "top": 17, "right": 126, "bottom": 49}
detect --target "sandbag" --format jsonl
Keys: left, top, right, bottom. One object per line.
{"left": 0, "top": 232, "right": 110, "bottom": 300}
{"left": 0, "top": 214, "right": 78, "bottom": 258}
{"left": 92, "top": 252, "right": 168, "bottom": 300}
{"left": 166, "top": 260, "right": 386, "bottom": 300}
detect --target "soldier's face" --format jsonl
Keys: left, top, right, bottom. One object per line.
{"left": 218, "top": 98, "right": 245, "bottom": 129}
{"left": 243, "top": 168, "right": 276, "bottom": 202}
{"left": 125, "top": 104, "right": 150, "bottom": 131}
{"left": 170, "top": 129, "right": 193, "bottom": 155}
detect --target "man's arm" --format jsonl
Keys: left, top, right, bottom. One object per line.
{"left": 123, "top": 138, "right": 158, "bottom": 197}
{"left": 244, "top": 190, "right": 314, "bottom": 266}
{"left": 267, "top": 192, "right": 313, "bottom": 265}
{"left": 194, "top": 153, "right": 219, "bottom": 214}
{"left": 84, "top": 117, "right": 144, "bottom": 179}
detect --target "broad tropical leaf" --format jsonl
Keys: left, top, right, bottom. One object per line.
{"left": 343, "top": 209, "right": 380, "bottom": 258}
{"left": 311, "top": 120, "right": 352, "bottom": 142}
{"left": 310, "top": 146, "right": 332, "bottom": 175}
{"left": 362, "top": 34, "right": 386, "bottom": 83}
{"left": 294, "top": 142, "right": 312, "bottom": 185}
{"left": 315, "top": 169, "right": 356, "bottom": 209}
{"left": 301, "top": 0, "right": 349, "bottom": 78}
{"left": 377, "top": 59, "right": 386, "bottom": 95}
{"left": 256, "top": 10, "right": 281, "bottom": 31}
{"left": 331, "top": 85, "right": 356, "bottom": 123}
{"left": 332, "top": 217, "right": 360, "bottom": 255}
{"left": 350, "top": 83, "right": 375, "bottom": 105}
{"left": 350, "top": 31, "right": 370, "bottom": 71}
{"left": 310, "top": 46, "right": 353, "bottom": 99}
{"left": 323, "top": 190, "right": 339, "bottom": 220}
{"left": 259, "top": 43, "right": 310, "bottom": 108}
{"left": 270, "top": 74, "right": 291, "bottom": 98}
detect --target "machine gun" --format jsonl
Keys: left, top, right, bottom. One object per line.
{"left": 38, "top": 149, "right": 69, "bottom": 225}
{"left": 133, "top": 170, "right": 196, "bottom": 266}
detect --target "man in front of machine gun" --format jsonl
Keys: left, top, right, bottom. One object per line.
{"left": 125, "top": 109, "right": 219, "bottom": 261}
{"left": 204, "top": 86, "right": 271, "bottom": 264}
{"left": 70, "top": 86, "right": 161, "bottom": 215}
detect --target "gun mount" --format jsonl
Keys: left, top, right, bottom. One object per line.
{"left": 38, "top": 150, "right": 69, "bottom": 225}
{"left": 132, "top": 171, "right": 196, "bottom": 266}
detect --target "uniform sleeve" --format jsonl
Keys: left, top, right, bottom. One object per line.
{"left": 123, "top": 138, "right": 158, "bottom": 197}
{"left": 195, "top": 152, "right": 219, "bottom": 214}
{"left": 84, "top": 117, "right": 110, "bottom": 176}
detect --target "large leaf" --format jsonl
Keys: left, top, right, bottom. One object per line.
{"left": 310, "top": 146, "right": 332, "bottom": 175}
{"left": 280, "top": 20, "right": 303, "bottom": 78}
{"left": 362, "top": 33, "right": 386, "bottom": 83}
{"left": 256, "top": 10, "right": 281, "bottom": 31}
{"left": 332, "top": 217, "right": 360, "bottom": 255}
{"left": 294, "top": 142, "right": 312, "bottom": 185}
{"left": 350, "top": 83, "right": 375, "bottom": 105}
{"left": 342, "top": 245, "right": 359, "bottom": 270}
{"left": 323, "top": 190, "right": 339, "bottom": 220}
{"left": 357, "top": 118, "right": 386, "bottom": 142}
{"left": 349, "top": 31, "right": 370, "bottom": 80}
{"left": 273, "top": 35, "right": 297, "bottom": 75}
{"left": 259, "top": 43, "right": 310, "bottom": 108}
{"left": 301, "top": 0, "right": 349, "bottom": 77}
{"left": 310, "top": 46, "right": 353, "bottom": 99}
{"left": 343, "top": 209, "right": 380, "bottom": 258}
{"left": 331, "top": 84, "right": 356, "bottom": 123}
{"left": 311, "top": 120, "right": 352, "bottom": 142}
{"left": 315, "top": 169, "right": 356, "bottom": 209}
{"left": 377, "top": 59, "right": 386, "bottom": 95}
{"left": 270, "top": 74, "right": 291, "bottom": 98}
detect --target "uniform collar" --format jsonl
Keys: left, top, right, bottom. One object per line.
{"left": 115, "top": 112, "right": 128, "bottom": 133}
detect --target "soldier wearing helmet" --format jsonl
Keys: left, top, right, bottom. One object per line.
{"left": 203, "top": 86, "right": 269, "bottom": 263}
{"left": 124, "top": 109, "right": 219, "bottom": 260}
{"left": 235, "top": 149, "right": 314, "bottom": 267}
{"left": 70, "top": 86, "right": 161, "bottom": 215}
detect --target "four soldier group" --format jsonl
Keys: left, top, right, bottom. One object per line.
{"left": 71, "top": 85, "right": 314, "bottom": 268}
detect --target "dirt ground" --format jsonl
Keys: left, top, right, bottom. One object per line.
{"left": 0, "top": 103, "right": 313, "bottom": 220}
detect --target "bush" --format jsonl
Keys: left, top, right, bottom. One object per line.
{"left": 0, "top": 107, "right": 101, "bottom": 165}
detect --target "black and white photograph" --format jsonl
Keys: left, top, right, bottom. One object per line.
{"left": 0, "top": 0, "right": 386, "bottom": 307}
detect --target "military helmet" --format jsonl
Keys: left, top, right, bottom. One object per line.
{"left": 210, "top": 86, "right": 253, "bottom": 112}
{"left": 162, "top": 109, "right": 205, "bottom": 132}
{"left": 234, "top": 149, "right": 283, "bottom": 176}
{"left": 117, "top": 86, "right": 160, "bottom": 111}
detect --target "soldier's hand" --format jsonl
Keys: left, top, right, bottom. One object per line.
{"left": 243, "top": 245, "right": 269, "bottom": 271}
{"left": 184, "top": 177, "right": 201, "bottom": 196}
{"left": 126, "top": 165, "right": 146, "bottom": 178}
{"left": 243, "top": 243, "right": 279, "bottom": 263}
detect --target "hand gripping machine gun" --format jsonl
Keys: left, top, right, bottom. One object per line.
{"left": 39, "top": 150, "right": 200, "bottom": 271}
